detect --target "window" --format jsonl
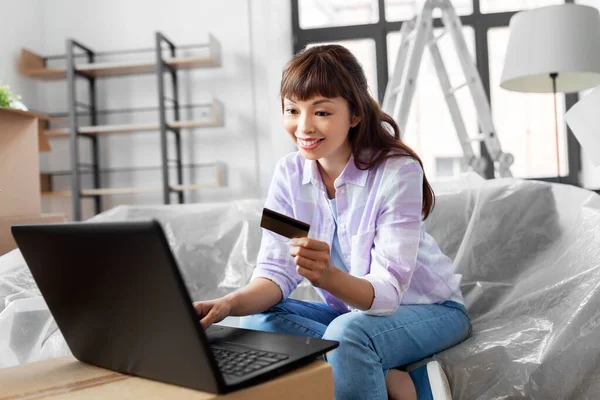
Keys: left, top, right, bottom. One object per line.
{"left": 299, "top": 0, "right": 379, "bottom": 29}
{"left": 306, "top": 39, "right": 379, "bottom": 99}
{"left": 488, "top": 27, "right": 567, "bottom": 178}
{"left": 385, "top": 0, "right": 472, "bottom": 21}
{"left": 436, "top": 156, "right": 469, "bottom": 178}
{"left": 480, "top": 0, "right": 563, "bottom": 14}
{"left": 387, "top": 27, "right": 477, "bottom": 180}
{"left": 292, "top": 0, "right": 581, "bottom": 184}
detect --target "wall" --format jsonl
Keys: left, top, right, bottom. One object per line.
{"left": 2, "top": 0, "right": 294, "bottom": 220}
{"left": 249, "top": 0, "right": 296, "bottom": 195}
{"left": 0, "top": 0, "right": 43, "bottom": 110}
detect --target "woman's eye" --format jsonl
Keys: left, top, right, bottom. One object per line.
{"left": 285, "top": 108, "right": 298, "bottom": 115}
{"left": 316, "top": 111, "right": 330, "bottom": 117}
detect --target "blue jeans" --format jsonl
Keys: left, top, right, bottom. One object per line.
{"left": 241, "top": 299, "right": 471, "bottom": 400}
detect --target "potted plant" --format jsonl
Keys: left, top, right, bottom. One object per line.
{"left": 0, "top": 84, "right": 27, "bottom": 110}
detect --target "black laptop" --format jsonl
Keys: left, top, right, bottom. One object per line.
{"left": 11, "top": 220, "right": 338, "bottom": 394}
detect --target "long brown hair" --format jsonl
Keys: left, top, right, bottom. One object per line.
{"left": 280, "top": 44, "right": 435, "bottom": 219}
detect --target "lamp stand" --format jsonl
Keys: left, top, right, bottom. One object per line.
{"left": 550, "top": 72, "right": 561, "bottom": 184}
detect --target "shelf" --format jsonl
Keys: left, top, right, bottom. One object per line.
{"left": 42, "top": 184, "right": 221, "bottom": 198}
{"left": 44, "top": 100, "right": 223, "bottom": 137}
{"left": 42, "top": 162, "right": 216, "bottom": 176}
{"left": 29, "top": 32, "right": 224, "bottom": 221}
{"left": 41, "top": 163, "right": 224, "bottom": 198}
{"left": 46, "top": 123, "right": 157, "bottom": 136}
{"left": 20, "top": 35, "right": 221, "bottom": 80}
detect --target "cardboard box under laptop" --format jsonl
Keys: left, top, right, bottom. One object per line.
{"left": 0, "top": 107, "right": 66, "bottom": 256}
{"left": 0, "top": 356, "right": 334, "bottom": 399}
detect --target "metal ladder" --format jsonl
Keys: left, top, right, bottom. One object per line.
{"left": 382, "top": 0, "right": 514, "bottom": 178}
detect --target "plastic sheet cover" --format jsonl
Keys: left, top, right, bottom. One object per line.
{"left": 1, "top": 175, "right": 600, "bottom": 399}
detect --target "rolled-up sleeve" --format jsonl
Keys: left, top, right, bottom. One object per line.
{"left": 361, "top": 161, "right": 423, "bottom": 315}
{"left": 250, "top": 159, "right": 303, "bottom": 299}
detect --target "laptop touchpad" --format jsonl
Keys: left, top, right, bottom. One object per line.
{"left": 205, "top": 325, "right": 243, "bottom": 343}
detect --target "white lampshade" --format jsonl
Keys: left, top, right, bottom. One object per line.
{"left": 565, "top": 85, "right": 600, "bottom": 166}
{"left": 501, "top": 4, "right": 600, "bottom": 93}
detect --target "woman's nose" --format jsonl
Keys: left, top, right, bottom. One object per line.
{"left": 298, "top": 114, "right": 315, "bottom": 134}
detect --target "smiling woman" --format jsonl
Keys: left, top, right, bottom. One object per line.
{"left": 279, "top": 44, "right": 435, "bottom": 214}
{"left": 194, "top": 44, "right": 471, "bottom": 400}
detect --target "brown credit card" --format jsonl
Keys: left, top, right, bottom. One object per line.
{"left": 260, "top": 208, "right": 310, "bottom": 239}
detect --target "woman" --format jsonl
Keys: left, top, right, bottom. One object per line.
{"left": 194, "top": 44, "right": 471, "bottom": 400}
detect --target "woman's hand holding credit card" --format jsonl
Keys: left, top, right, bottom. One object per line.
{"left": 261, "top": 208, "right": 333, "bottom": 288}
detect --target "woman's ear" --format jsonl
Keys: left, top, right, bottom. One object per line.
{"left": 350, "top": 115, "right": 361, "bottom": 128}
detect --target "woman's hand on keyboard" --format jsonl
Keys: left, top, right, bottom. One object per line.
{"left": 193, "top": 298, "right": 232, "bottom": 329}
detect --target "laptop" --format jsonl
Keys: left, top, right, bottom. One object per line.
{"left": 11, "top": 220, "right": 338, "bottom": 394}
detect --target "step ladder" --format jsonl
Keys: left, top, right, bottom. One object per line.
{"left": 382, "top": 0, "right": 514, "bottom": 178}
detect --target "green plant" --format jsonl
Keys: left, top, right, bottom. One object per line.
{"left": 0, "top": 84, "right": 21, "bottom": 108}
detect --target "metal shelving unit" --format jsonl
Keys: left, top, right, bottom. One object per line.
{"left": 157, "top": 32, "right": 183, "bottom": 205}
{"left": 66, "top": 39, "right": 101, "bottom": 221}
{"left": 20, "top": 31, "right": 223, "bottom": 221}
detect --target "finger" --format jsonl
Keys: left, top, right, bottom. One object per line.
{"left": 290, "top": 238, "right": 329, "bottom": 252}
{"left": 290, "top": 246, "right": 326, "bottom": 261}
{"left": 294, "top": 255, "right": 321, "bottom": 271}
{"left": 193, "top": 301, "right": 211, "bottom": 317}
{"left": 194, "top": 301, "right": 214, "bottom": 317}
{"left": 296, "top": 265, "right": 318, "bottom": 282}
{"left": 200, "top": 309, "right": 219, "bottom": 329}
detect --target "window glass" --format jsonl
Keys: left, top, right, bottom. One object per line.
{"left": 385, "top": 0, "right": 472, "bottom": 21}
{"left": 299, "top": 0, "right": 379, "bottom": 29}
{"left": 488, "top": 27, "right": 568, "bottom": 178}
{"left": 481, "top": 0, "right": 563, "bottom": 14}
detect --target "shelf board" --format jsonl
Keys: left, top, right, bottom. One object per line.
{"left": 41, "top": 162, "right": 225, "bottom": 198}
{"left": 20, "top": 35, "right": 221, "bottom": 80}
{"left": 40, "top": 191, "right": 73, "bottom": 198}
{"left": 22, "top": 57, "right": 218, "bottom": 79}
{"left": 43, "top": 99, "right": 223, "bottom": 137}
{"left": 45, "top": 120, "right": 220, "bottom": 137}
{"left": 46, "top": 123, "right": 160, "bottom": 136}
{"left": 170, "top": 119, "right": 221, "bottom": 130}
{"left": 41, "top": 162, "right": 225, "bottom": 197}
{"left": 41, "top": 162, "right": 217, "bottom": 176}
{"left": 42, "top": 184, "right": 221, "bottom": 198}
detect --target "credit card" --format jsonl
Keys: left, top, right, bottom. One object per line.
{"left": 260, "top": 208, "right": 310, "bottom": 239}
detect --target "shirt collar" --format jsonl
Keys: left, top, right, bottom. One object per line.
{"left": 302, "top": 153, "right": 368, "bottom": 189}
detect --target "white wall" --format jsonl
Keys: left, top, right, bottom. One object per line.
{"left": 249, "top": 0, "right": 296, "bottom": 194}
{"left": 3, "top": 0, "right": 294, "bottom": 219}
{"left": 0, "top": 0, "right": 43, "bottom": 110}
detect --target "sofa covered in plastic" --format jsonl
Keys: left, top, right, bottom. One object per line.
{"left": 1, "top": 173, "right": 599, "bottom": 399}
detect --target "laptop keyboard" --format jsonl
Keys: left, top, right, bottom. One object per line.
{"left": 211, "top": 346, "right": 290, "bottom": 377}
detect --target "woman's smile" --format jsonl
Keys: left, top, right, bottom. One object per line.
{"left": 297, "top": 137, "right": 325, "bottom": 150}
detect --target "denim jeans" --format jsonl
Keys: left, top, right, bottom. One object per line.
{"left": 240, "top": 298, "right": 471, "bottom": 400}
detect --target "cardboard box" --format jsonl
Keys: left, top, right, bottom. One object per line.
{"left": 0, "top": 108, "right": 43, "bottom": 218}
{"left": 0, "top": 108, "right": 60, "bottom": 217}
{"left": 0, "top": 108, "right": 66, "bottom": 256}
{"left": 0, "top": 107, "right": 66, "bottom": 217}
{"left": 0, "top": 356, "right": 334, "bottom": 399}
{"left": 0, "top": 213, "right": 67, "bottom": 256}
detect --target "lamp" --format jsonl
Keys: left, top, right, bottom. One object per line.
{"left": 500, "top": 4, "right": 600, "bottom": 183}
{"left": 565, "top": 84, "right": 600, "bottom": 167}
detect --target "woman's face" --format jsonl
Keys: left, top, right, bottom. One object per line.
{"left": 282, "top": 96, "right": 360, "bottom": 163}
